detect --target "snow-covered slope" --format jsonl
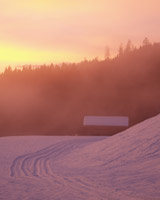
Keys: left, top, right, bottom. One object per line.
{"left": 0, "top": 115, "right": 160, "bottom": 200}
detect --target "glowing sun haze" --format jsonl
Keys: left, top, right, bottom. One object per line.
{"left": 0, "top": 0, "right": 160, "bottom": 71}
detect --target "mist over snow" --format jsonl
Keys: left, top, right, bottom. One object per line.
{"left": 0, "top": 114, "right": 160, "bottom": 200}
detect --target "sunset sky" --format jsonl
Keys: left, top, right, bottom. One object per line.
{"left": 0, "top": 0, "right": 160, "bottom": 72}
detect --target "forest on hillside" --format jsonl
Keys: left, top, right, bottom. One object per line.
{"left": 0, "top": 39, "right": 160, "bottom": 136}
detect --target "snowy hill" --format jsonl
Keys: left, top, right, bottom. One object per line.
{"left": 0, "top": 114, "right": 160, "bottom": 200}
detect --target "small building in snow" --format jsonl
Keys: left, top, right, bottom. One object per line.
{"left": 83, "top": 116, "right": 129, "bottom": 127}
{"left": 82, "top": 116, "right": 129, "bottom": 136}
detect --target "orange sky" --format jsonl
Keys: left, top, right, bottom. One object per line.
{"left": 0, "top": 0, "right": 160, "bottom": 71}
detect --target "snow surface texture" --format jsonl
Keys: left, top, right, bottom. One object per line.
{"left": 0, "top": 114, "right": 160, "bottom": 200}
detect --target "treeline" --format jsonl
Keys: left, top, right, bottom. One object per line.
{"left": 0, "top": 40, "right": 160, "bottom": 136}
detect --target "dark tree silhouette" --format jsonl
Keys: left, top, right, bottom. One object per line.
{"left": 0, "top": 40, "right": 160, "bottom": 136}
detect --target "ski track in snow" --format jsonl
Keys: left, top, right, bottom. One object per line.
{"left": 10, "top": 137, "right": 103, "bottom": 178}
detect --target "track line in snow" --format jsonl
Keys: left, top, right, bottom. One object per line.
{"left": 10, "top": 137, "right": 102, "bottom": 178}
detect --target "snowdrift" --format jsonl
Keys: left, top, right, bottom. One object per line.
{"left": 0, "top": 114, "right": 160, "bottom": 200}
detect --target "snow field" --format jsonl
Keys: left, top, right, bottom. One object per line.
{"left": 0, "top": 114, "right": 160, "bottom": 199}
